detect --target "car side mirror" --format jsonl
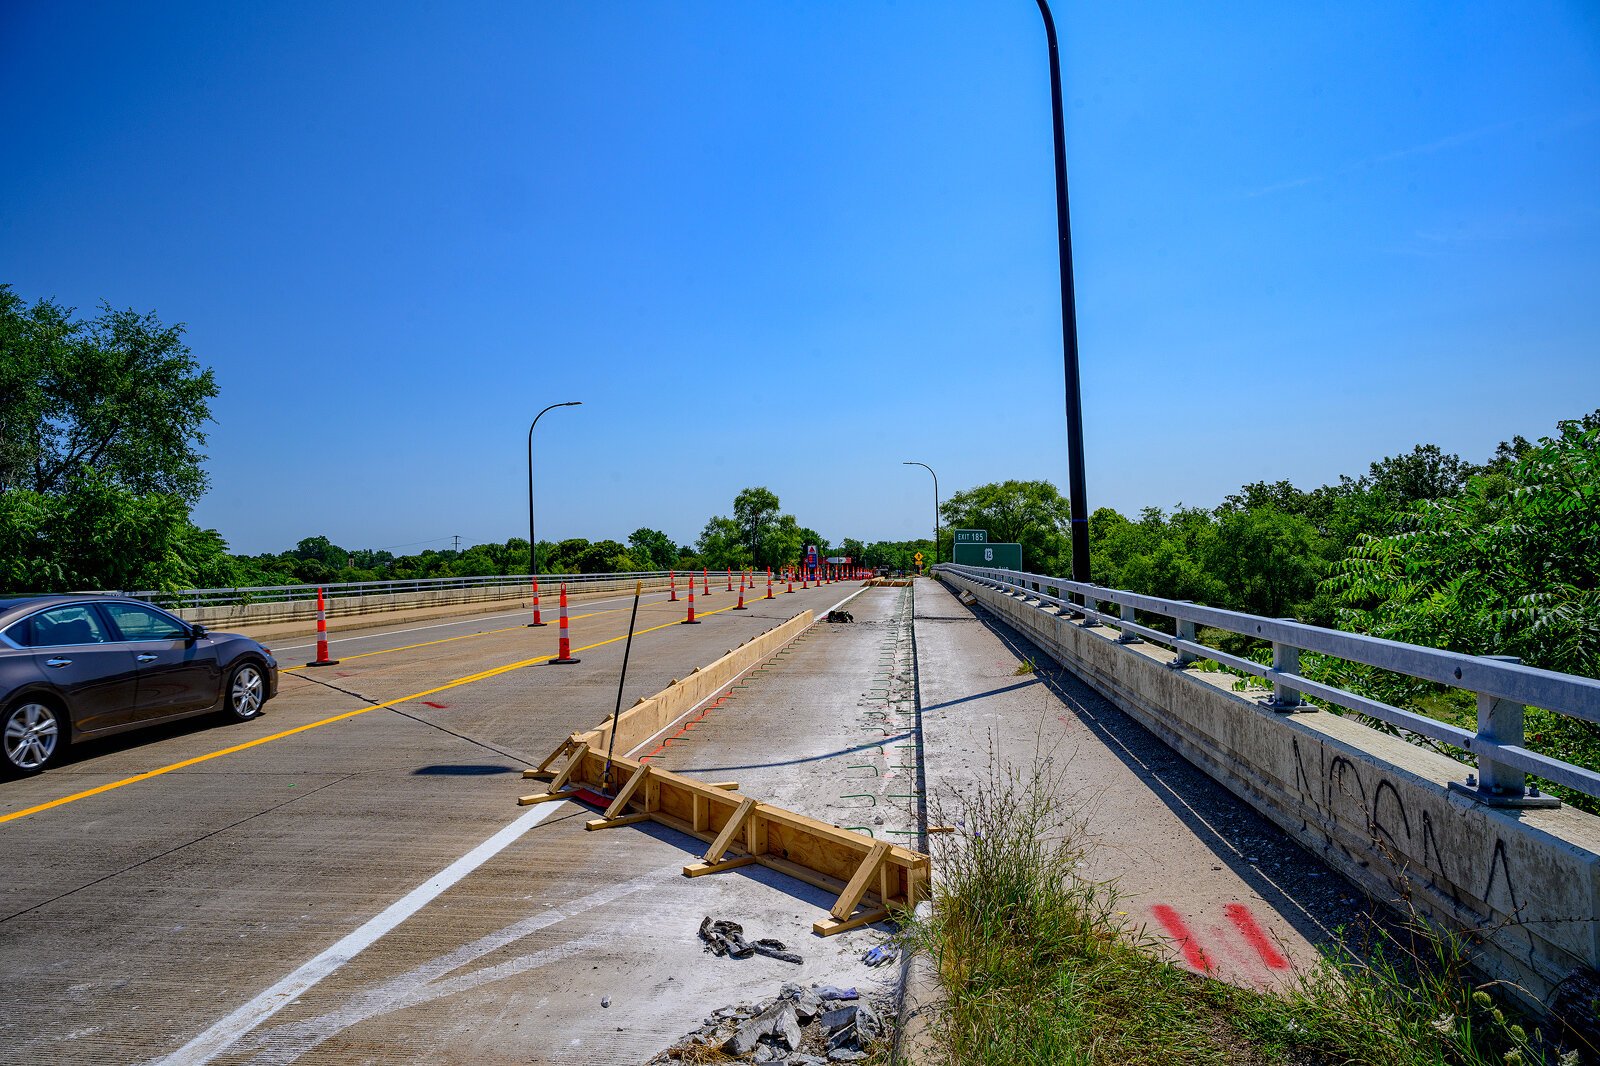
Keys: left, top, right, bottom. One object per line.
{"left": 189, "top": 623, "right": 208, "bottom": 641}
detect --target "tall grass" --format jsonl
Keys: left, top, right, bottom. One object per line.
{"left": 903, "top": 758, "right": 1592, "bottom": 1066}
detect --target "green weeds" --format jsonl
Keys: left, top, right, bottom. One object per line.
{"left": 902, "top": 759, "right": 1590, "bottom": 1066}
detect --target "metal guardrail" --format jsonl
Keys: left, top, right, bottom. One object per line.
{"left": 121, "top": 571, "right": 688, "bottom": 611}
{"left": 937, "top": 563, "right": 1600, "bottom": 807}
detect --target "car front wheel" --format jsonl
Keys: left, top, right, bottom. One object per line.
{"left": 225, "top": 663, "right": 267, "bottom": 721}
{"left": 3, "top": 700, "right": 62, "bottom": 776}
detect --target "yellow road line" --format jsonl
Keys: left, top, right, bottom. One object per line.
{"left": 0, "top": 596, "right": 762, "bottom": 826}
{"left": 279, "top": 604, "right": 638, "bottom": 673}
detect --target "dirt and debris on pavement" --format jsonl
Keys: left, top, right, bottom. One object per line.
{"left": 649, "top": 980, "right": 892, "bottom": 1063}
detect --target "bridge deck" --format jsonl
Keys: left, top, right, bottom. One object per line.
{"left": 0, "top": 576, "right": 1391, "bottom": 1065}
{"left": 916, "top": 576, "right": 1373, "bottom": 987}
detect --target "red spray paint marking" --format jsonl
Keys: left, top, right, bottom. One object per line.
{"left": 1225, "top": 903, "right": 1289, "bottom": 970}
{"left": 1150, "top": 905, "right": 1214, "bottom": 973}
{"left": 422, "top": 701, "right": 449, "bottom": 709}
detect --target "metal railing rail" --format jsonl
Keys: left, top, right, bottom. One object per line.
{"left": 118, "top": 570, "right": 694, "bottom": 610}
{"left": 936, "top": 563, "right": 1600, "bottom": 806}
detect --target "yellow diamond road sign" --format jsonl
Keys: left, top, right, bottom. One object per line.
{"left": 914, "top": 552, "right": 924, "bottom": 563}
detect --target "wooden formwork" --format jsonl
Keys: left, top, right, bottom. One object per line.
{"left": 518, "top": 606, "right": 929, "bottom": 935}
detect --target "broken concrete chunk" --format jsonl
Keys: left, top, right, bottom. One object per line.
{"left": 827, "top": 1050, "right": 867, "bottom": 1062}
{"left": 772, "top": 1002, "right": 802, "bottom": 1051}
{"left": 778, "top": 983, "right": 823, "bottom": 1022}
{"left": 820, "top": 1006, "right": 857, "bottom": 1035}
{"left": 825, "top": 1003, "right": 883, "bottom": 1055}
{"left": 724, "top": 998, "right": 794, "bottom": 1057}
{"left": 752, "top": 1045, "right": 776, "bottom": 1063}
{"left": 725, "top": 1016, "right": 767, "bottom": 1057}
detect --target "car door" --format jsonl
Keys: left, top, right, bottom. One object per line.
{"left": 3, "top": 604, "right": 142, "bottom": 734}
{"left": 99, "top": 602, "right": 221, "bottom": 720}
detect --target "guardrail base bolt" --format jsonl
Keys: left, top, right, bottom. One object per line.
{"left": 1447, "top": 775, "right": 1561, "bottom": 809}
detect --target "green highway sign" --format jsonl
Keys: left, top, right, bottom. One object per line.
{"left": 953, "top": 529, "right": 987, "bottom": 543}
{"left": 952, "top": 541, "right": 1022, "bottom": 570}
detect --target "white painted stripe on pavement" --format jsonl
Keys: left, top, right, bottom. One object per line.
{"left": 149, "top": 799, "right": 567, "bottom": 1065}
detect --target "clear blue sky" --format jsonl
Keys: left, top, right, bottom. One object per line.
{"left": 3, "top": 1, "right": 1597, "bottom": 556}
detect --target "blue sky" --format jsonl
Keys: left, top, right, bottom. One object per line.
{"left": 3, "top": 1, "right": 1597, "bottom": 556}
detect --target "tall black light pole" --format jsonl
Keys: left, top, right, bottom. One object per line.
{"left": 1036, "top": 0, "right": 1091, "bottom": 583}
{"left": 527, "top": 401, "right": 583, "bottom": 627}
{"left": 903, "top": 462, "right": 939, "bottom": 566}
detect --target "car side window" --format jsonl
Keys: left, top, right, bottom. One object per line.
{"left": 5, "top": 605, "right": 112, "bottom": 648}
{"left": 102, "top": 603, "right": 190, "bottom": 642}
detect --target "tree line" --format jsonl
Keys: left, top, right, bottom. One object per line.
{"left": 4, "top": 286, "right": 1594, "bottom": 693}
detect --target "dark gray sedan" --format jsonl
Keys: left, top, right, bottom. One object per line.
{"left": 0, "top": 595, "right": 279, "bottom": 776}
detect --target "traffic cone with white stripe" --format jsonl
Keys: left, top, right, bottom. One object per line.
{"left": 553, "top": 583, "right": 581, "bottom": 664}
{"left": 726, "top": 567, "right": 734, "bottom": 592}
{"left": 669, "top": 570, "right": 678, "bottom": 601}
{"left": 703, "top": 568, "right": 711, "bottom": 596}
{"left": 786, "top": 569, "right": 795, "bottom": 593}
{"left": 307, "top": 587, "right": 340, "bottom": 666}
{"left": 528, "top": 575, "right": 547, "bottom": 627}
{"left": 682, "top": 578, "right": 701, "bottom": 624}
{"left": 732, "top": 572, "right": 748, "bottom": 610}
{"left": 765, "top": 567, "right": 774, "bottom": 599}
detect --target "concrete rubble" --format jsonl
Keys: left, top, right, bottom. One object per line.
{"left": 649, "top": 982, "right": 891, "bottom": 1063}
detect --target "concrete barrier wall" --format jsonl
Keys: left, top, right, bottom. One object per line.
{"left": 943, "top": 572, "right": 1600, "bottom": 1005}
{"left": 587, "top": 608, "right": 816, "bottom": 758}
{"left": 168, "top": 576, "right": 679, "bottom": 628}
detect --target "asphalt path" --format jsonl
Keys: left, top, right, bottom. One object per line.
{"left": 0, "top": 580, "right": 867, "bottom": 1065}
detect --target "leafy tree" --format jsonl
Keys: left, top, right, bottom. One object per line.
{"left": 0, "top": 471, "right": 234, "bottom": 592}
{"left": 767, "top": 514, "right": 804, "bottom": 568}
{"left": 696, "top": 516, "right": 749, "bottom": 570}
{"left": 733, "top": 486, "right": 782, "bottom": 564}
{"left": 0, "top": 286, "right": 227, "bottom": 592}
{"left": 1366, "top": 444, "right": 1474, "bottom": 505}
{"left": 628, "top": 527, "right": 678, "bottom": 570}
{"left": 293, "top": 535, "right": 347, "bottom": 570}
{"left": 0, "top": 285, "right": 217, "bottom": 504}
{"left": 1326, "top": 414, "right": 1600, "bottom": 677}
{"left": 941, "top": 479, "right": 1072, "bottom": 574}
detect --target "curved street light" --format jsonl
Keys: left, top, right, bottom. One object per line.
{"left": 903, "top": 462, "right": 939, "bottom": 569}
{"left": 527, "top": 401, "right": 583, "bottom": 626}
{"left": 1036, "top": 0, "right": 1091, "bottom": 583}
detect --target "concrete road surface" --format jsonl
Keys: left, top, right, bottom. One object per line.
{"left": 0, "top": 580, "right": 884, "bottom": 1065}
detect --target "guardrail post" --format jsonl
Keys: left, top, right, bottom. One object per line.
{"left": 1268, "top": 624, "right": 1303, "bottom": 711}
{"left": 1172, "top": 614, "right": 1199, "bottom": 668}
{"left": 1452, "top": 655, "right": 1560, "bottom": 808}
{"left": 1117, "top": 602, "right": 1140, "bottom": 644}
{"left": 1079, "top": 587, "right": 1099, "bottom": 628}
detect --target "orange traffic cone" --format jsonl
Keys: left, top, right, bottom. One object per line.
{"left": 307, "top": 587, "right": 340, "bottom": 666}
{"left": 553, "top": 584, "right": 580, "bottom": 664}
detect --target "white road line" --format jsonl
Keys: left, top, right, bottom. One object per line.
{"left": 232, "top": 869, "right": 677, "bottom": 1064}
{"left": 149, "top": 799, "right": 568, "bottom": 1066}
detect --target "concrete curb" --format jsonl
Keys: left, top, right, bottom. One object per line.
{"left": 891, "top": 900, "right": 940, "bottom": 1065}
